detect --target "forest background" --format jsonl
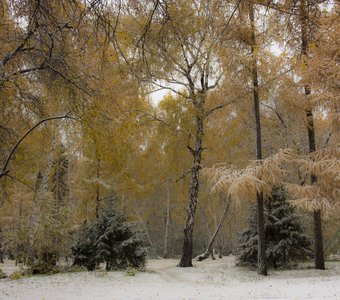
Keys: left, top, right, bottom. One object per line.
{"left": 0, "top": 0, "right": 339, "bottom": 274}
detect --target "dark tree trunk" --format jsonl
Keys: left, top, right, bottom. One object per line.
{"left": 283, "top": 251, "right": 286, "bottom": 265}
{"left": 249, "top": 3, "right": 267, "bottom": 276}
{"left": 300, "top": 0, "right": 325, "bottom": 270}
{"left": 256, "top": 192, "right": 267, "bottom": 275}
{"left": 313, "top": 209, "right": 325, "bottom": 269}
{"left": 273, "top": 259, "right": 277, "bottom": 269}
{"left": 178, "top": 101, "right": 205, "bottom": 267}
{"left": 95, "top": 158, "right": 100, "bottom": 219}
{"left": 307, "top": 107, "right": 325, "bottom": 270}
{"left": 106, "top": 260, "right": 112, "bottom": 271}
{"left": 217, "top": 240, "right": 223, "bottom": 259}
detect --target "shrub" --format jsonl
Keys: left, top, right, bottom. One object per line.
{"left": 72, "top": 209, "right": 147, "bottom": 271}
{"left": 0, "top": 268, "right": 7, "bottom": 279}
{"left": 26, "top": 260, "right": 59, "bottom": 275}
{"left": 9, "top": 271, "right": 24, "bottom": 280}
{"left": 125, "top": 266, "right": 138, "bottom": 276}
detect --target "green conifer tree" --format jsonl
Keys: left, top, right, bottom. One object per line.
{"left": 237, "top": 187, "right": 313, "bottom": 268}
{"left": 72, "top": 208, "right": 147, "bottom": 271}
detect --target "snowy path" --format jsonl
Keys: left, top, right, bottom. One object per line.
{"left": 0, "top": 257, "right": 339, "bottom": 300}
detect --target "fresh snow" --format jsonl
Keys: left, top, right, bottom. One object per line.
{"left": 0, "top": 256, "right": 339, "bottom": 300}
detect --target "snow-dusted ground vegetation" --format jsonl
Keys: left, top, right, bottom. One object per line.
{"left": 1, "top": 256, "right": 339, "bottom": 300}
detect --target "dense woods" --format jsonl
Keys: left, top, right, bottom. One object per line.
{"left": 0, "top": 0, "right": 339, "bottom": 279}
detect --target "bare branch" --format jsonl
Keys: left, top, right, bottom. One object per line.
{"left": 0, "top": 109, "right": 76, "bottom": 179}
{"left": 6, "top": 174, "right": 39, "bottom": 196}
{"left": 1, "top": 29, "right": 35, "bottom": 67}
{"left": 133, "top": 109, "right": 191, "bottom": 137}
{"left": 175, "top": 168, "right": 192, "bottom": 183}
{"left": 205, "top": 100, "right": 235, "bottom": 117}
{"left": 206, "top": 72, "right": 223, "bottom": 91}
{"left": 261, "top": 103, "right": 287, "bottom": 128}
{"left": 2, "top": 65, "right": 47, "bottom": 82}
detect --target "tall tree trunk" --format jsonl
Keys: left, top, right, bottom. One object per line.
{"left": 300, "top": 0, "right": 325, "bottom": 270}
{"left": 249, "top": 3, "right": 267, "bottom": 276}
{"left": 27, "top": 132, "right": 56, "bottom": 263}
{"left": 0, "top": 228, "right": 4, "bottom": 263}
{"left": 16, "top": 187, "right": 24, "bottom": 266}
{"left": 196, "top": 194, "right": 231, "bottom": 261}
{"left": 95, "top": 158, "right": 100, "bottom": 219}
{"left": 163, "top": 180, "right": 171, "bottom": 258}
{"left": 217, "top": 239, "right": 223, "bottom": 259}
{"left": 178, "top": 100, "right": 205, "bottom": 267}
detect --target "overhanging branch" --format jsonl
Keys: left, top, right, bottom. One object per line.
{"left": 0, "top": 109, "right": 76, "bottom": 179}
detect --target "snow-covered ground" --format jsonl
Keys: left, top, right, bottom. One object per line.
{"left": 0, "top": 256, "right": 339, "bottom": 300}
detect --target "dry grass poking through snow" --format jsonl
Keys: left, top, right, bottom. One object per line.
{"left": 0, "top": 256, "right": 339, "bottom": 300}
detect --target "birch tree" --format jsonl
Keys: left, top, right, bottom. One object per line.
{"left": 121, "top": 0, "right": 239, "bottom": 266}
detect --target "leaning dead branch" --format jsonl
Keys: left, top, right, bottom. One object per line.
{"left": 196, "top": 193, "right": 231, "bottom": 262}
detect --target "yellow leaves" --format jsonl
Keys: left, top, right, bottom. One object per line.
{"left": 236, "top": 26, "right": 252, "bottom": 45}
{"left": 300, "top": 61, "right": 308, "bottom": 70}
{"left": 308, "top": 42, "right": 317, "bottom": 50}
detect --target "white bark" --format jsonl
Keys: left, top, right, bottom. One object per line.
{"left": 163, "top": 180, "right": 171, "bottom": 258}
{"left": 27, "top": 130, "right": 57, "bottom": 262}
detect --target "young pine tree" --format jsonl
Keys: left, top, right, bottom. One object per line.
{"left": 237, "top": 188, "right": 313, "bottom": 268}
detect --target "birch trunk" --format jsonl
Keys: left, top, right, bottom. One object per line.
{"left": 178, "top": 97, "right": 205, "bottom": 267}
{"left": 163, "top": 180, "right": 171, "bottom": 258}
{"left": 0, "top": 229, "right": 4, "bottom": 263}
{"left": 27, "top": 131, "right": 57, "bottom": 263}
{"left": 16, "top": 187, "right": 24, "bottom": 266}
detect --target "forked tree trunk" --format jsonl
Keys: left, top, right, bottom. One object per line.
{"left": 178, "top": 100, "right": 205, "bottom": 267}
{"left": 163, "top": 180, "right": 171, "bottom": 258}
{"left": 300, "top": 0, "right": 325, "bottom": 270}
{"left": 196, "top": 194, "right": 231, "bottom": 261}
{"left": 249, "top": 3, "right": 267, "bottom": 276}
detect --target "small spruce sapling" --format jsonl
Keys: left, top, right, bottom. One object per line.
{"left": 72, "top": 209, "right": 147, "bottom": 271}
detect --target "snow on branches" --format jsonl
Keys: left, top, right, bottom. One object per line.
{"left": 204, "top": 145, "right": 340, "bottom": 214}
